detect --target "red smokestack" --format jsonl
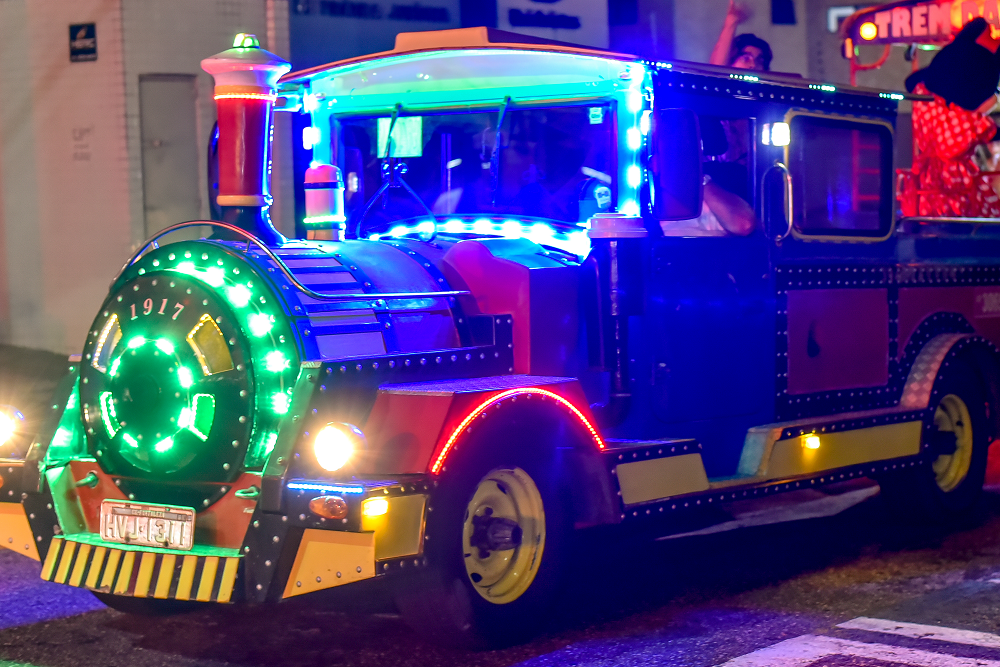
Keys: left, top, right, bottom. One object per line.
{"left": 202, "top": 34, "right": 291, "bottom": 245}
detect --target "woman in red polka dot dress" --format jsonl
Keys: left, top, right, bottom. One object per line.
{"left": 903, "top": 18, "right": 1000, "bottom": 218}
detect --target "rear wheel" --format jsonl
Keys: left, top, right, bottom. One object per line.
{"left": 880, "top": 354, "right": 992, "bottom": 522}
{"left": 396, "top": 455, "right": 569, "bottom": 647}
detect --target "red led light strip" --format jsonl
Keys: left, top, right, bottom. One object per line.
{"left": 213, "top": 93, "right": 277, "bottom": 102}
{"left": 429, "top": 387, "right": 604, "bottom": 475}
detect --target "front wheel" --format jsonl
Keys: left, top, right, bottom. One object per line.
{"left": 396, "top": 459, "right": 569, "bottom": 647}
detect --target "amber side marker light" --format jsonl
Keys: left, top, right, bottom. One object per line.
{"left": 802, "top": 434, "right": 821, "bottom": 450}
{"left": 308, "top": 495, "right": 349, "bottom": 520}
{"left": 362, "top": 497, "right": 389, "bottom": 518}
{"left": 859, "top": 22, "right": 878, "bottom": 41}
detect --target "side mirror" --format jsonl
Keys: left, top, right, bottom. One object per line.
{"left": 651, "top": 108, "right": 703, "bottom": 221}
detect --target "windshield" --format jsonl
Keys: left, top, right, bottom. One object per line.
{"left": 332, "top": 104, "right": 616, "bottom": 229}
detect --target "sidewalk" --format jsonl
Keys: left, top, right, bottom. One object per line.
{"left": 0, "top": 344, "right": 71, "bottom": 441}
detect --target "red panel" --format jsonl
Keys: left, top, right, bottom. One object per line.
{"left": 69, "top": 461, "right": 258, "bottom": 549}
{"left": 359, "top": 392, "right": 454, "bottom": 474}
{"left": 787, "top": 289, "right": 889, "bottom": 395}
{"left": 360, "top": 379, "right": 597, "bottom": 475}
{"left": 442, "top": 241, "right": 531, "bottom": 373}
{"left": 898, "top": 286, "right": 1000, "bottom": 356}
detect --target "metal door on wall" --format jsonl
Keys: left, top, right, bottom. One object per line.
{"left": 139, "top": 74, "right": 200, "bottom": 238}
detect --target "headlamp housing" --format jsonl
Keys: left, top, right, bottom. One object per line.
{"left": 312, "top": 422, "right": 366, "bottom": 472}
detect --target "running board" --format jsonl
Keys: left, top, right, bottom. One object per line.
{"left": 604, "top": 406, "right": 929, "bottom": 519}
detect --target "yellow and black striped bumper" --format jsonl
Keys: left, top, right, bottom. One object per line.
{"left": 41, "top": 536, "right": 241, "bottom": 603}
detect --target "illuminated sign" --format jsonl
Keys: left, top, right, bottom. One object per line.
{"left": 848, "top": 0, "right": 1000, "bottom": 44}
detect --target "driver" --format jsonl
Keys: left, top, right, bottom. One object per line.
{"left": 660, "top": 116, "right": 758, "bottom": 236}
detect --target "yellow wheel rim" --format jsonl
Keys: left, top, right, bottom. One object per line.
{"left": 932, "top": 394, "right": 974, "bottom": 493}
{"left": 462, "top": 467, "right": 545, "bottom": 605}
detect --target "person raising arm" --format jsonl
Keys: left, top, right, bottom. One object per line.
{"left": 710, "top": 1, "right": 773, "bottom": 71}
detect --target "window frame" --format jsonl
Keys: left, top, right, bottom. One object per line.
{"left": 784, "top": 110, "right": 895, "bottom": 243}
{"left": 329, "top": 99, "right": 621, "bottom": 225}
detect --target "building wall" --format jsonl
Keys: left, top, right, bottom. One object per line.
{"left": 0, "top": 0, "right": 131, "bottom": 353}
{"left": 609, "top": 0, "right": 674, "bottom": 60}
{"left": 120, "top": 0, "right": 271, "bottom": 248}
{"left": 289, "top": 0, "right": 461, "bottom": 70}
{"left": 0, "top": 0, "right": 284, "bottom": 355}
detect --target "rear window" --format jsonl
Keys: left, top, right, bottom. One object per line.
{"left": 787, "top": 114, "right": 893, "bottom": 238}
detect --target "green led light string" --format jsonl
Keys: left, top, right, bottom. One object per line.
{"left": 80, "top": 241, "right": 300, "bottom": 488}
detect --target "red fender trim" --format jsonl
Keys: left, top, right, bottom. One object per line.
{"left": 429, "top": 387, "right": 605, "bottom": 475}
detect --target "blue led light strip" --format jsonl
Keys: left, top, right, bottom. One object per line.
{"left": 287, "top": 481, "right": 366, "bottom": 494}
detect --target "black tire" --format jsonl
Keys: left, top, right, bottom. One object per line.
{"left": 880, "top": 353, "right": 993, "bottom": 523}
{"left": 92, "top": 592, "right": 203, "bottom": 616}
{"left": 395, "top": 421, "right": 573, "bottom": 647}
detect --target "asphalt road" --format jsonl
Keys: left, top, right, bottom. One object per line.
{"left": 7, "top": 482, "right": 1000, "bottom": 666}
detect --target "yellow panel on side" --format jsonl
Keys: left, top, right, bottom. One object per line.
{"left": 765, "top": 421, "right": 923, "bottom": 479}
{"left": 0, "top": 503, "right": 40, "bottom": 561}
{"left": 361, "top": 494, "right": 426, "bottom": 560}
{"left": 616, "top": 453, "right": 710, "bottom": 505}
{"left": 283, "top": 530, "right": 375, "bottom": 599}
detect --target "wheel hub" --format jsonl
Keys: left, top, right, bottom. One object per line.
{"left": 468, "top": 510, "right": 523, "bottom": 558}
{"left": 461, "top": 467, "right": 546, "bottom": 605}
{"left": 932, "top": 393, "right": 974, "bottom": 493}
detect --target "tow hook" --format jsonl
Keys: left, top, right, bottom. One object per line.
{"left": 74, "top": 472, "right": 99, "bottom": 488}
{"left": 235, "top": 485, "right": 260, "bottom": 499}
{"left": 469, "top": 509, "right": 522, "bottom": 558}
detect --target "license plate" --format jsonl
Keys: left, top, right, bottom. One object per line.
{"left": 99, "top": 500, "right": 195, "bottom": 551}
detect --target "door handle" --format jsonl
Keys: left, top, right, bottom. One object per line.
{"left": 761, "top": 160, "right": 794, "bottom": 244}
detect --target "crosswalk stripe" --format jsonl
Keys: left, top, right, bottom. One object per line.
{"left": 717, "top": 634, "right": 1000, "bottom": 666}
{"left": 839, "top": 617, "right": 1000, "bottom": 650}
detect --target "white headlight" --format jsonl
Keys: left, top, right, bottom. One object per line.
{"left": 0, "top": 407, "right": 25, "bottom": 448}
{"left": 313, "top": 423, "right": 365, "bottom": 472}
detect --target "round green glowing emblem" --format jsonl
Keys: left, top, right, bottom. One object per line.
{"left": 81, "top": 274, "right": 253, "bottom": 481}
{"left": 79, "top": 242, "right": 300, "bottom": 505}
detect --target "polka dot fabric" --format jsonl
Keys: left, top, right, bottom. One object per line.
{"left": 902, "top": 84, "right": 1000, "bottom": 218}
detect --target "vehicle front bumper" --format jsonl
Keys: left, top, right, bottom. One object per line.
{"left": 30, "top": 475, "right": 428, "bottom": 604}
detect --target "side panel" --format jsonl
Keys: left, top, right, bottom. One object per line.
{"left": 0, "top": 502, "right": 39, "bottom": 560}
{"left": 282, "top": 529, "right": 375, "bottom": 598}
{"left": 786, "top": 288, "right": 889, "bottom": 394}
{"left": 898, "top": 286, "right": 1000, "bottom": 355}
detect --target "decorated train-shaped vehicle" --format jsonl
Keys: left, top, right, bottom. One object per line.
{"left": 3, "top": 26, "right": 1000, "bottom": 645}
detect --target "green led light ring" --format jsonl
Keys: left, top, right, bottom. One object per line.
{"left": 80, "top": 274, "right": 255, "bottom": 483}
{"left": 99, "top": 335, "right": 222, "bottom": 473}
{"left": 116, "top": 241, "right": 300, "bottom": 469}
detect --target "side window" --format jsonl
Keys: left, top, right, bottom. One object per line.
{"left": 701, "top": 115, "right": 754, "bottom": 206}
{"left": 787, "top": 114, "right": 893, "bottom": 238}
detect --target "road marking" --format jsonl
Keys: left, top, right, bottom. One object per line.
{"left": 839, "top": 617, "right": 1000, "bottom": 650}
{"left": 717, "top": 634, "right": 1000, "bottom": 666}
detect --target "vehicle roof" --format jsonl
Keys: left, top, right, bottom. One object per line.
{"left": 278, "top": 27, "right": 921, "bottom": 112}
{"left": 281, "top": 27, "right": 636, "bottom": 85}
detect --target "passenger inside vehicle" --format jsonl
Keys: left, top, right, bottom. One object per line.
{"left": 660, "top": 115, "right": 758, "bottom": 236}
